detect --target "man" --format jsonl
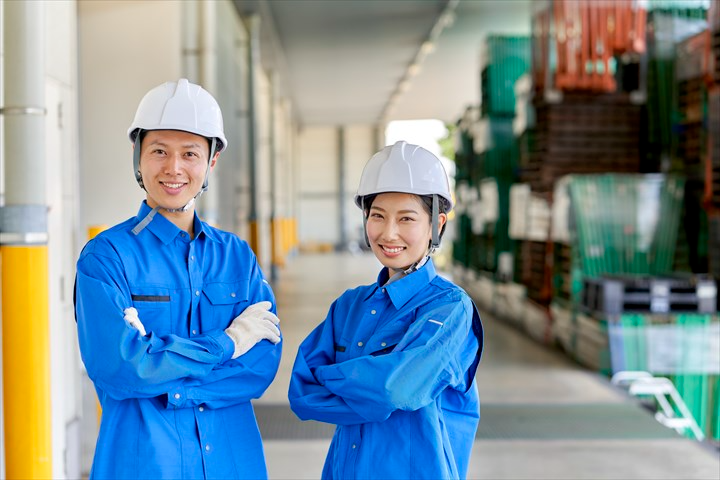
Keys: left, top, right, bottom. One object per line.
{"left": 75, "top": 79, "right": 281, "bottom": 479}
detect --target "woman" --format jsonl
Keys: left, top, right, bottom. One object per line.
{"left": 288, "top": 140, "right": 483, "bottom": 480}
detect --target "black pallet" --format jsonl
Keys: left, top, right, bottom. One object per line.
{"left": 581, "top": 275, "right": 717, "bottom": 315}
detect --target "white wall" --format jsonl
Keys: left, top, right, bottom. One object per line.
{"left": 78, "top": 0, "right": 183, "bottom": 230}
{"left": 344, "top": 126, "right": 377, "bottom": 247}
{"left": 296, "top": 125, "right": 378, "bottom": 248}
{"left": 297, "top": 127, "right": 339, "bottom": 245}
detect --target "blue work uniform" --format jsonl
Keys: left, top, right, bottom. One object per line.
{"left": 288, "top": 259, "right": 483, "bottom": 480}
{"left": 75, "top": 201, "right": 281, "bottom": 479}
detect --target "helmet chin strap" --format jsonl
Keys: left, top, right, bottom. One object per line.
{"left": 132, "top": 135, "right": 216, "bottom": 235}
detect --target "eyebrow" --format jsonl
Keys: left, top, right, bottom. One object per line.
{"left": 147, "top": 140, "right": 203, "bottom": 149}
{"left": 370, "top": 206, "right": 419, "bottom": 215}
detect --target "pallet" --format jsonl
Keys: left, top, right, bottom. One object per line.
{"left": 581, "top": 275, "right": 717, "bottom": 315}
{"left": 520, "top": 92, "right": 643, "bottom": 194}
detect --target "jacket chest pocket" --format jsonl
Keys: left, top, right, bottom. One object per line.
{"left": 367, "top": 327, "right": 407, "bottom": 356}
{"left": 131, "top": 289, "right": 172, "bottom": 334}
{"left": 201, "top": 281, "right": 250, "bottom": 330}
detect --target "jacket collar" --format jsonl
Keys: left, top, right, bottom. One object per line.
{"left": 371, "top": 259, "right": 437, "bottom": 309}
{"left": 136, "top": 201, "right": 218, "bottom": 244}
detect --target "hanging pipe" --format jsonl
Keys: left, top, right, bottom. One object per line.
{"left": 246, "top": 14, "right": 261, "bottom": 256}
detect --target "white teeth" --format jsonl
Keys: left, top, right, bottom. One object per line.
{"left": 384, "top": 246, "right": 404, "bottom": 253}
{"left": 163, "top": 182, "right": 183, "bottom": 188}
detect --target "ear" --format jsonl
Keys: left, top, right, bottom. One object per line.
{"left": 209, "top": 152, "right": 220, "bottom": 170}
{"left": 437, "top": 212, "right": 447, "bottom": 231}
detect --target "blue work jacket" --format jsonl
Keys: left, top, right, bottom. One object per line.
{"left": 75, "top": 202, "right": 281, "bottom": 479}
{"left": 288, "top": 260, "right": 483, "bottom": 480}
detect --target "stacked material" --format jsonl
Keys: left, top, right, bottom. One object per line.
{"left": 519, "top": 92, "right": 643, "bottom": 194}
{"left": 453, "top": 37, "right": 531, "bottom": 278}
{"left": 567, "top": 174, "right": 685, "bottom": 276}
{"left": 481, "top": 36, "right": 531, "bottom": 117}
{"left": 711, "top": 0, "right": 720, "bottom": 84}
{"left": 673, "top": 30, "right": 710, "bottom": 182}
{"left": 709, "top": 89, "right": 720, "bottom": 210}
{"left": 532, "top": 0, "right": 647, "bottom": 93}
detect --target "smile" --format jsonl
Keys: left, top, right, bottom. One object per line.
{"left": 161, "top": 182, "right": 185, "bottom": 189}
{"left": 382, "top": 246, "right": 406, "bottom": 253}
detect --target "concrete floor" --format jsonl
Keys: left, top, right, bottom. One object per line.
{"left": 260, "top": 252, "right": 720, "bottom": 480}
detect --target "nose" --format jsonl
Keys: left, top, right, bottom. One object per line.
{"left": 163, "top": 153, "right": 182, "bottom": 174}
{"left": 380, "top": 219, "right": 400, "bottom": 240}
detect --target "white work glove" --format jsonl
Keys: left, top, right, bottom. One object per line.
{"left": 123, "top": 307, "right": 147, "bottom": 337}
{"left": 225, "top": 301, "right": 281, "bottom": 359}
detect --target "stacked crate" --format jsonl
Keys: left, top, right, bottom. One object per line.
{"left": 558, "top": 173, "right": 687, "bottom": 371}
{"left": 672, "top": 27, "right": 712, "bottom": 274}
{"left": 452, "top": 107, "right": 480, "bottom": 272}
{"left": 453, "top": 36, "right": 530, "bottom": 281}
{"left": 531, "top": 0, "right": 647, "bottom": 94}
{"left": 520, "top": 92, "right": 643, "bottom": 194}
{"left": 708, "top": 0, "right": 720, "bottom": 326}
{"left": 523, "top": 2, "right": 647, "bottom": 320}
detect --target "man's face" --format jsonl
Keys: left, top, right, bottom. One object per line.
{"left": 138, "top": 130, "right": 216, "bottom": 211}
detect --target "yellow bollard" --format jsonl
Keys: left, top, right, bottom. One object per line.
{"left": 249, "top": 220, "right": 261, "bottom": 259}
{"left": 1, "top": 245, "right": 52, "bottom": 479}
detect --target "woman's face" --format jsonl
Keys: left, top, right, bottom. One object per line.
{"left": 366, "top": 192, "right": 446, "bottom": 275}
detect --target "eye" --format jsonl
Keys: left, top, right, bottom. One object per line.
{"left": 185, "top": 151, "right": 199, "bottom": 158}
{"left": 369, "top": 212, "right": 383, "bottom": 219}
{"left": 151, "top": 148, "right": 166, "bottom": 155}
{"left": 400, "top": 216, "right": 416, "bottom": 222}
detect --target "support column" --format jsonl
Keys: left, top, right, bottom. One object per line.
{"left": 0, "top": 1, "right": 51, "bottom": 478}
{"left": 246, "top": 14, "right": 261, "bottom": 256}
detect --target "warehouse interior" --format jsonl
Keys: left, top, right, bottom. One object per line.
{"left": 1, "top": 0, "right": 719, "bottom": 478}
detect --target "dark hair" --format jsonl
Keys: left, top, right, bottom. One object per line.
{"left": 361, "top": 193, "right": 449, "bottom": 241}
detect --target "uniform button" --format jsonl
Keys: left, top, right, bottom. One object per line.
{"left": 205, "top": 444, "right": 211, "bottom": 452}
{"left": 199, "top": 406, "right": 205, "bottom": 412}
{"left": 195, "top": 290, "right": 200, "bottom": 296}
{"left": 357, "top": 341, "right": 363, "bottom": 347}
{"left": 174, "top": 393, "right": 181, "bottom": 400}
{"left": 231, "top": 292, "right": 236, "bottom": 298}
{"left": 381, "top": 342, "right": 387, "bottom": 347}
{"left": 192, "top": 330, "right": 197, "bottom": 335}
{"left": 370, "top": 310, "right": 376, "bottom": 314}
{"left": 190, "top": 255, "right": 195, "bottom": 261}
{"left": 352, "top": 444, "right": 356, "bottom": 449}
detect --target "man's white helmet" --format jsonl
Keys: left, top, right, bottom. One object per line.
{"left": 355, "top": 141, "right": 453, "bottom": 250}
{"left": 128, "top": 79, "right": 227, "bottom": 190}
{"left": 354, "top": 141, "right": 453, "bottom": 211}
{"left": 128, "top": 78, "right": 227, "bottom": 150}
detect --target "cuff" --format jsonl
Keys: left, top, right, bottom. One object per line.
{"left": 207, "top": 328, "right": 236, "bottom": 363}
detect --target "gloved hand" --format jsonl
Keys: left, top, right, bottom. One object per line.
{"left": 225, "top": 301, "right": 281, "bottom": 359}
{"left": 123, "top": 307, "right": 147, "bottom": 337}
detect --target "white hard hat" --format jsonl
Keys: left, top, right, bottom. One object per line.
{"left": 127, "top": 78, "right": 227, "bottom": 151}
{"left": 354, "top": 141, "right": 453, "bottom": 211}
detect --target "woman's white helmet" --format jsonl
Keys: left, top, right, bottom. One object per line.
{"left": 355, "top": 141, "right": 453, "bottom": 209}
{"left": 355, "top": 141, "right": 453, "bottom": 250}
{"left": 128, "top": 79, "right": 227, "bottom": 189}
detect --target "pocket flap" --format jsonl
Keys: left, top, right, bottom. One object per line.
{"left": 203, "top": 281, "right": 249, "bottom": 305}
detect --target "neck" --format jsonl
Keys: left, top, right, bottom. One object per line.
{"left": 155, "top": 205, "right": 195, "bottom": 238}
